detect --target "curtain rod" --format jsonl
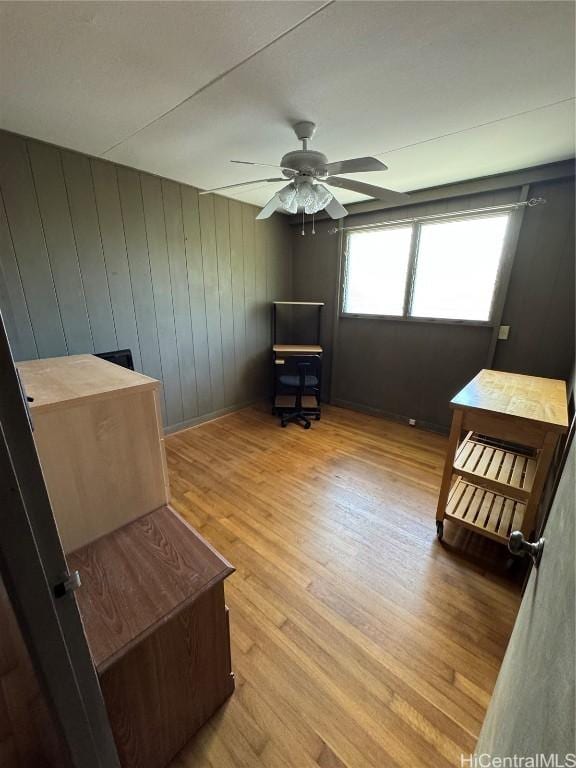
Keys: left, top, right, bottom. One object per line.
{"left": 327, "top": 197, "right": 547, "bottom": 235}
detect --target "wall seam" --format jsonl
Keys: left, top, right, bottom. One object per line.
{"left": 25, "top": 140, "right": 68, "bottom": 354}
{"left": 89, "top": 160, "right": 119, "bottom": 350}
{"left": 0, "top": 188, "right": 39, "bottom": 358}
{"left": 137, "top": 172, "right": 168, "bottom": 417}
{"left": 59, "top": 149, "right": 95, "bottom": 353}
{"left": 160, "top": 180, "right": 185, "bottom": 418}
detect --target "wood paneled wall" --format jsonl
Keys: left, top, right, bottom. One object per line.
{"left": 0, "top": 131, "right": 292, "bottom": 431}
{"left": 292, "top": 178, "right": 575, "bottom": 430}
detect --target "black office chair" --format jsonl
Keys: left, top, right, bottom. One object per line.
{"left": 94, "top": 348, "right": 134, "bottom": 370}
{"left": 276, "top": 354, "right": 321, "bottom": 429}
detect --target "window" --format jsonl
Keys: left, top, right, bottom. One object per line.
{"left": 343, "top": 226, "right": 413, "bottom": 316}
{"left": 342, "top": 213, "right": 510, "bottom": 323}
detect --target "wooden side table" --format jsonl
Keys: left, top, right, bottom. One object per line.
{"left": 68, "top": 505, "right": 234, "bottom": 768}
{"left": 435, "top": 370, "right": 569, "bottom": 544}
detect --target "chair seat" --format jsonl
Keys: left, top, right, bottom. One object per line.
{"left": 279, "top": 374, "right": 319, "bottom": 388}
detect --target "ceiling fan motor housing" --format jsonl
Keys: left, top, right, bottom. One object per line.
{"left": 280, "top": 150, "right": 328, "bottom": 177}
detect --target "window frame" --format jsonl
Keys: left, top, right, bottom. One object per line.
{"left": 340, "top": 211, "right": 514, "bottom": 327}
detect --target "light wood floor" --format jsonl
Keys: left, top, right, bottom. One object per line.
{"left": 165, "top": 404, "right": 522, "bottom": 768}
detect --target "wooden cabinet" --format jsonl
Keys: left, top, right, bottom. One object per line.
{"left": 16, "top": 355, "right": 169, "bottom": 552}
{"left": 7, "top": 355, "right": 234, "bottom": 767}
{"left": 68, "top": 505, "right": 235, "bottom": 768}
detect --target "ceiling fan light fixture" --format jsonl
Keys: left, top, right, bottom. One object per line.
{"left": 278, "top": 181, "right": 333, "bottom": 215}
{"left": 305, "top": 183, "right": 333, "bottom": 214}
{"left": 278, "top": 184, "right": 298, "bottom": 213}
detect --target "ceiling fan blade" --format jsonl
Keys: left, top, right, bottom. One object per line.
{"left": 256, "top": 192, "right": 285, "bottom": 220}
{"left": 325, "top": 176, "right": 409, "bottom": 203}
{"left": 199, "top": 178, "right": 285, "bottom": 195}
{"left": 324, "top": 157, "right": 388, "bottom": 175}
{"left": 324, "top": 196, "right": 348, "bottom": 220}
{"left": 231, "top": 160, "right": 293, "bottom": 173}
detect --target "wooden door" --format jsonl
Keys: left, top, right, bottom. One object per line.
{"left": 0, "top": 311, "right": 120, "bottom": 768}
{"left": 475, "top": 433, "right": 575, "bottom": 761}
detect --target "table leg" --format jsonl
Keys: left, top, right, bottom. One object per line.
{"left": 521, "top": 431, "right": 559, "bottom": 538}
{"left": 436, "top": 408, "right": 464, "bottom": 523}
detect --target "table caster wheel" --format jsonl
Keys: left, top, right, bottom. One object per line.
{"left": 281, "top": 422, "right": 287, "bottom": 428}
{"left": 436, "top": 521, "right": 444, "bottom": 541}
{"left": 304, "top": 421, "right": 311, "bottom": 430}
{"left": 315, "top": 415, "right": 321, "bottom": 421}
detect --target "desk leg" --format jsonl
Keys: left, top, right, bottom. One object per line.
{"left": 521, "top": 431, "right": 559, "bottom": 539}
{"left": 436, "top": 409, "right": 463, "bottom": 526}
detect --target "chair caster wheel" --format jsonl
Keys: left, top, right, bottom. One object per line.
{"left": 304, "top": 421, "right": 311, "bottom": 430}
{"left": 281, "top": 422, "right": 287, "bottom": 428}
{"left": 315, "top": 415, "right": 321, "bottom": 421}
{"left": 436, "top": 521, "right": 444, "bottom": 541}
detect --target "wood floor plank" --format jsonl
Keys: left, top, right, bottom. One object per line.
{"left": 166, "top": 404, "right": 521, "bottom": 767}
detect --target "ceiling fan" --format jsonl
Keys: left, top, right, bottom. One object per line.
{"left": 199, "top": 121, "right": 409, "bottom": 226}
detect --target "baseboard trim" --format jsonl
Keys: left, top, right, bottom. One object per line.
{"left": 331, "top": 398, "right": 449, "bottom": 435}
{"left": 165, "top": 397, "right": 451, "bottom": 436}
{"left": 164, "top": 399, "right": 262, "bottom": 436}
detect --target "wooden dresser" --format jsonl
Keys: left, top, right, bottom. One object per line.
{"left": 16, "top": 354, "right": 169, "bottom": 552}
{"left": 10, "top": 354, "right": 235, "bottom": 767}
{"left": 68, "top": 505, "right": 235, "bottom": 768}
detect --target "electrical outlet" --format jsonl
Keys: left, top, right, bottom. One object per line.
{"left": 409, "top": 418, "right": 416, "bottom": 426}
{"left": 498, "top": 325, "right": 510, "bottom": 340}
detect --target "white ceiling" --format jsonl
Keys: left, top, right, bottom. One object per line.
{"left": 0, "top": 1, "right": 574, "bottom": 208}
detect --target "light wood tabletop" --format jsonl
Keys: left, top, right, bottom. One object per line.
{"left": 273, "top": 301, "right": 325, "bottom": 306}
{"left": 451, "top": 369, "right": 568, "bottom": 430}
{"left": 273, "top": 344, "right": 323, "bottom": 354}
{"left": 17, "top": 354, "right": 158, "bottom": 412}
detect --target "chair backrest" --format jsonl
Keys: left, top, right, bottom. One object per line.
{"left": 94, "top": 348, "right": 134, "bottom": 371}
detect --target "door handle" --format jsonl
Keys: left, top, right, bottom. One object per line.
{"left": 54, "top": 570, "right": 81, "bottom": 598}
{"left": 508, "top": 531, "right": 545, "bottom": 568}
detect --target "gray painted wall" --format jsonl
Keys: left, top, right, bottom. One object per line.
{"left": 493, "top": 177, "right": 575, "bottom": 379}
{"left": 0, "top": 131, "right": 292, "bottom": 431}
{"left": 292, "top": 175, "right": 575, "bottom": 430}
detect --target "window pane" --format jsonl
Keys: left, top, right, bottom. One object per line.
{"left": 410, "top": 215, "right": 509, "bottom": 321}
{"left": 343, "top": 227, "right": 413, "bottom": 315}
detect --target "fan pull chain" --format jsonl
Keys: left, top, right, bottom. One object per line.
{"left": 301, "top": 210, "right": 305, "bottom": 236}
{"left": 312, "top": 212, "right": 316, "bottom": 235}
